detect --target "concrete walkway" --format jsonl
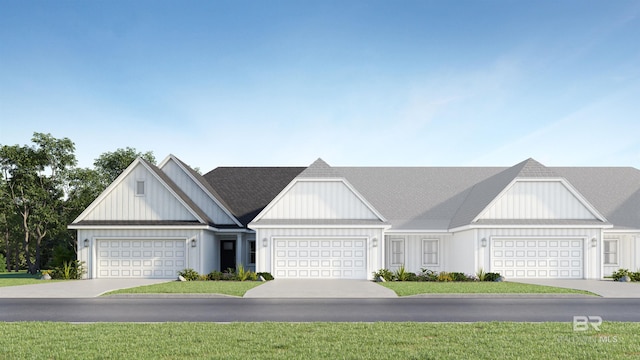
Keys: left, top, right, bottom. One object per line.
{"left": 244, "top": 279, "right": 398, "bottom": 298}
{"left": 0, "top": 279, "right": 172, "bottom": 298}
{"left": 512, "top": 279, "right": 640, "bottom": 298}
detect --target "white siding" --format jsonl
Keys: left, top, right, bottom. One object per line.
{"left": 602, "top": 233, "right": 640, "bottom": 276}
{"left": 481, "top": 181, "right": 596, "bottom": 220}
{"left": 262, "top": 181, "right": 379, "bottom": 220}
{"left": 255, "top": 227, "right": 384, "bottom": 280}
{"left": 77, "top": 228, "right": 213, "bottom": 278}
{"left": 161, "top": 159, "right": 236, "bottom": 225}
{"left": 384, "top": 234, "right": 449, "bottom": 273}
{"left": 476, "top": 227, "right": 601, "bottom": 279}
{"left": 449, "top": 230, "right": 477, "bottom": 275}
{"left": 84, "top": 163, "right": 197, "bottom": 221}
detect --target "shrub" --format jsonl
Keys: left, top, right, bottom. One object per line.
{"left": 611, "top": 269, "right": 640, "bottom": 281}
{"left": 49, "top": 244, "right": 75, "bottom": 269}
{"left": 177, "top": 268, "right": 200, "bottom": 281}
{"left": 236, "top": 264, "right": 256, "bottom": 281}
{"left": 208, "top": 270, "right": 223, "bottom": 281}
{"left": 394, "top": 264, "right": 410, "bottom": 281}
{"left": 51, "top": 260, "right": 86, "bottom": 280}
{"left": 476, "top": 268, "right": 486, "bottom": 281}
{"left": 611, "top": 269, "right": 630, "bottom": 281}
{"left": 449, "top": 272, "right": 470, "bottom": 282}
{"left": 417, "top": 268, "right": 438, "bottom": 282}
{"left": 256, "top": 272, "right": 274, "bottom": 281}
{"left": 198, "top": 274, "right": 209, "bottom": 281}
{"left": 484, "top": 272, "right": 502, "bottom": 282}
{"left": 437, "top": 271, "right": 453, "bottom": 282}
{"left": 0, "top": 253, "right": 6, "bottom": 272}
{"left": 373, "top": 268, "right": 395, "bottom": 282}
{"left": 222, "top": 271, "right": 238, "bottom": 281}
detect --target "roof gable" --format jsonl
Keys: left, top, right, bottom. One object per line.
{"left": 477, "top": 179, "right": 601, "bottom": 221}
{"left": 159, "top": 155, "right": 241, "bottom": 226}
{"left": 73, "top": 158, "right": 209, "bottom": 224}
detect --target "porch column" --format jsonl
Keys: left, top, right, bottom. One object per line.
{"left": 236, "top": 233, "right": 243, "bottom": 267}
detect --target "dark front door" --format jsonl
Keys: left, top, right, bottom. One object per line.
{"left": 220, "top": 240, "right": 236, "bottom": 272}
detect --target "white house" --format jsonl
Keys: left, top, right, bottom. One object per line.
{"left": 70, "top": 156, "right": 640, "bottom": 280}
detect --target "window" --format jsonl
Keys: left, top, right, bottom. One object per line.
{"left": 249, "top": 240, "right": 256, "bottom": 264}
{"left": 391, "top": 239, "right": 404, "bottom": 266}
{"left": 422, "top": 239, "right": 439, "bottom": 265}
{"left": 135, "top": 180, "right": 145, "bottom": 196}
{"left": 604, "top": 239, "right": 618, "bottom": 265}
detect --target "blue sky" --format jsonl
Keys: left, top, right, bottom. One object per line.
{"left": 1, "top": 1, "right": 639, "bottom": 170}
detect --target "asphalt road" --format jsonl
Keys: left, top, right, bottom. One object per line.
{"left": 1, "top": 297, "right": 640, "bottom": 322}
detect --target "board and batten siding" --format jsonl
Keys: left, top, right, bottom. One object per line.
{"left": 384, "top": 234, "right": 450, "bottom": 273}
{"left": 261, "top": 181, "right": 379, "bottom": 220}
{"left": 254, "top": 227, "right": 384, "bottom": 280}
{"left": 161, "top": 159, "right": 236, "bottom": 225}
{"left": 77, "top": 228, "right": 208, "bottom": 278}
{"left": 602, "top": 233, "right": 640, "bottom": 277}
{"left": 449, "top": 230, "right": 478, "bottom": 275}
{"left": 480, "top": 181, "right": 596, "bottom": 220}
{"left": 84, "top": 163, "right": 196, "bottom": 222}
{"left": 477, "top": 227, "right": 601, "bottom": 279}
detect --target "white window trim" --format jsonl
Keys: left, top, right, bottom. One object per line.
{"left": 422, "top": 238, "right": 439, "bottom": 266}
{"left": 603, "top": 239, "right": 618, "bottom": 266}
{"left": 135, "top": 180, "right": 145, "bottom": 196}
{"left": 390, "top": 238, "right": 405, "bottom": 266}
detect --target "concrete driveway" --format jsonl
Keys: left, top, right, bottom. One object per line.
{"left": 513, "top": 279, "right": 640, "bottom": 298}
{"left": 244, "top": 279, "right": 397, "bottom": 298}
{"left": 0, "top": 279, "right": 172, "bottom": 298}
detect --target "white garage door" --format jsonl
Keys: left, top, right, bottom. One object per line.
{"left": 97, "top": 239, "right": 186, "bottom": 278}
{"left": 273, "top": 238, "right": 367, "bottom": 279}
{"left": 491, "top": 238, "right": 583, "bottom": 278}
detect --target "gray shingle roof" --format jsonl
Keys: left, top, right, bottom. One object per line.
{"left": 203, "top": 159, "right": 640, "bottom": 231}
{"left": 203, "top": 167, "right": 305, "bottom": 226}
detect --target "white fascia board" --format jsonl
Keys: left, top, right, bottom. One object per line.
{"left": 384, "top": 230, "right": 451, "bottom": 235}
{"left": 72, "top": 158, "right": 145, "bottom": 224}
{"left": 68, "top": 224, "right": 211, "bottom": 230}
{"left": 603, "top": 229, "right": 640, "bottom": 233}
{"left": 248, "top": 223, "right": 392, "bottom": 230}
{"left": 471, "top": 178, "right": 608, "bottom": 223}
{"left": 162, "top": 154, "right": 243, "bottom": 227}
{"left": 448, "top": 223, "right": 614, "bottom": 233}
{"left": 138, "top": 160, "right": 207, "bottom": 224}
{"left": 68, "top": 224, "right": 252, "bottom": 232}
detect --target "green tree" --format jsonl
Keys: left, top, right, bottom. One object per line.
{"left": 0, "top": 133, "right": 76, "bottom": 273}
{"left": 93, "top": 147, "right": 155, "bottom": 187}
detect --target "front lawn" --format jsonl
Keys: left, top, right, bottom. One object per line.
{"left": 1, "top": 322, "right": 638, "bottom": 359}
{"left": 0, "top": 271, "right": 56, "bottom": 287}
{"left": 380, "top": 281, "right": 596, "bottom": 296}
{"left": 104, "top": 281, "right": 264, "bottom": 297}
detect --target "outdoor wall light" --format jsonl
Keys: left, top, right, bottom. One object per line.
{"left": 191, "top": 238, "right": 197, "bottom": 247}
{"left": 591, "top": 237, "right": 597, "bottom": 247}
{"left": 262, "top": 238, "right": 268, "bottom": 247}
{"left": 83, "top": 239, "right": 89, "bottom": 248}
{"left": 481, "top": 238, "right": 487, "bottom": 248}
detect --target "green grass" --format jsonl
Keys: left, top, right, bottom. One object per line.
{"left": 380, "top": 281, "right": 596, "bottom": 296}
{"left": 1, "top": 322, "right": 638, "bottom": 359}
{"left": 104, "top": 281, "right": 264, "bottom": 297}
{"left": 0, "top": 271, "right": 59, "bottom": 287}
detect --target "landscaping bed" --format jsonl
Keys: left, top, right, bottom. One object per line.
{"left": 1, "top": 322, "right": 638, "bottom": 359}
{"left": 0, "top": 271, "right": 64, "bottom": 287}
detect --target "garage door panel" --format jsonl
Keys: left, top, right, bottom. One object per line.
{"left": 274, "top": 238, "right": 367, "bottom": 279}
{"left": 491, "top": 238, "right": 583, "bottom": 279}
{"left": 96, "top": 239, "right": 186, "bottom": 279}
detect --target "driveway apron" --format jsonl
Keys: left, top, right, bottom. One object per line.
{"left": 244, "top": 279, "right": 397, "bottom": 298}
{"left": 0, "top": 279, "right": 172, "bottom": 298}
